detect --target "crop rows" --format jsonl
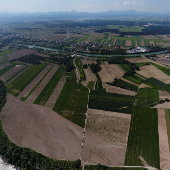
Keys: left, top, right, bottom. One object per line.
{"left": 125, "top": 107, "right": 160, "bottom": 169}
{"left": 7, "top": 64, "right": 46, "bottom": 96}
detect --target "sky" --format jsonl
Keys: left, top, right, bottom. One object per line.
{"left": 0, "top": 0, "right": 170, "bottom": 13}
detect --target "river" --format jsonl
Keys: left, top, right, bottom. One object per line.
{"left": 22, "top": 44, "right": 170, "bottom": 58}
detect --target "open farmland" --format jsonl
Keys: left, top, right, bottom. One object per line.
{"left": 103, "top": 84, "right": 136, "bottom": 96}
{"left": 158, "top": 109, "right": 170, "bottom": 170}
{"left": 18, "top": 64, "right": 52, "bottom": 99}
{"left": 1, "top": 94, "right": 83, "bottom": 161}
{"left": 125, "top": 107, "right": 160, "bottom": 169}
{"left": 26, "top": 65, "right": 58, "bottom": 103}
{"left": 125, "top": 74, "right": 145, "bottom": 85}
{"left": 82, "top": 109, "right": 131, "bottom": 166}
{"left": 165, "top": 110, "right": 170, "bottom": 149}
{"left": 112, "top": 78, "right": 138, "bottom": 91}
{"left": 135, "top": 88, "right": 159, "bottom": 107}
{"left": 137, "top": 65, "right": 170, "bottom": 82}
{"left": 89, "top": 91, "right": 135, "bottom": 113}
{"left": 75, "top": 58, "right": 86, "bottom": 82}
{"left": 152, "top": 63, "right": 170, "bottom": 76}
{"left": 7, "top": 64, "right": 46, "bottom": 96}
{"left": 85, "top": 166, "right": 147, "bottom": 170}
{"left": 98, "top": 62, "right": 124, "bottom": 83}
{"left": 0, "top": 65, "right": 26, "bottom": 83}
{"left": 7, "top": 49, "right": 36, "bottom": 61}
{"left": 83, "top": 66, "right": 96, "bottom": 89}
{"left": 34, "top": 65, "right": 65, "bottom": 105}
{"left": 53, "top": 72, "right": 89, "bottom": 127}
{"left": 45, "top": 76, "right": 66, "bottom": 108}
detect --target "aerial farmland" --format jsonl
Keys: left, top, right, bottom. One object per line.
{"left": 0, "top": 15, "right": 170, "bottom": 170}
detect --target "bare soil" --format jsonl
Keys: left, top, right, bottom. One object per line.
{"left": 81, "top": 59, "right": 97, "bottom": 65}
{"left": 103, "top": 84, "right": 136, "bottom": 96}
{"left": 154, "top": 102, "right": 170, "bottom": 109}
{"left": 126, "top": 40, "right": 131, "bottom": 46}
{"left": 137, "top": 65, "right": 170, "bottom": 82}
{"left": 45, "top": 76, "right": 66, "bottom": 108}
{"left": 98, "top": 62, "right": 124, "bottom": 83}
{"left": 159, "top": 90, "right": 170, "bottom": 100}
{"left": 8, "top": 49, "right": 36, "bottom": 61}
{"left": 0, "top": 94, "right": 83, "bottom": 161}
{"left": 26, "top": 65, "right": 59, "bottom": 103}
{"left": 82, "top": 109, "right": 131, "bottom": 166}
{"left": 158, "top": 109, "right": 170, "bottom": 170}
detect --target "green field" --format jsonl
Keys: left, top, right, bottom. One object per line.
{"left": 87, "top": 81, "right": 95, "bottom": 90}
{"left": 152, "top": 63, "right": 170, "bottom": 76}
{"left": 0, "top": 49, "right": 15, "bottom": 56}
{"left": 77, "top": 35, "right": 91, "bottom": 43}
{"left": 125, "top": 74, "right": 145, "bottom": 85}
{"left": 144, "top": 77, "right": 170, "bottom": 93}
{"left": 89, "top": 91, "right": 135, "bottom": 113}
{"left": 7, "top": 64, "right": 46, "bottom": 96}
{"left": 136, "top": 88, "right": 159, "bottom": 107}
{"left": 112, "top": 79, "right": 138, "bottom": 92}
{"left": 75, "top": 58, "right": 86, "bottom": 82}
{"left": 0, "top": 65, "right": 15, "bottom": 76}
{"left": 125, "top": 107, "right": 160, "bottom": 169}
{"left": 119, "top": 26, "right": 144, "bottom": 33}
{"left": 119, "top": 64, "right": 131, "bottom": 72}
{"left": 34, "top": 65, "right": 65, "bottom": 105}
{"left": 165, "top": 110, "right": 170, "bottom": 150}
{"left": 53, "top": 72, "right": 89, "bottom": 127}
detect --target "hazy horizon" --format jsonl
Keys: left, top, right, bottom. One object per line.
{"left": 0, "top": 0, "right": 170, "bottom": 13}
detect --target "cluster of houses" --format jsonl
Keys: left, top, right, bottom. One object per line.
{"left": 127, "top": 47, "right": 148, "bottom": 54}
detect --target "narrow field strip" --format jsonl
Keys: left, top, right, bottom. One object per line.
{"left": 0, "top": 65, "right": 26, "bottom": 83}
{"left": 18, "top": 64, "right": 53, "bottom": 99}
{"left": 45, "top": 76, "right": 66, "bottom": 108}
{"left": 34, "top": 65, "right": 65, "bottom": 105}
{"left": 158, "top": 109, "right": 170, "bottom": 170}
{"left": 7, "top": 64, "right": 46, "bottom": 96}
{"left": 0, "top": 65, "right": 16, "bottom": 76}
{"left": 26, "top": 65, "right": 59, "bottom": 103}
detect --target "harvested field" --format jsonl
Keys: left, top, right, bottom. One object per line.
{"left": 138, "top": 83, "right": 151, "bottom": 89}
{"left": 158, "top": 109, "right": 170, "bottom": 170}
{"left": 83, "top": 67, "right": 97, "bottom": 88}
{"left": 82, "top": 109, "right": 131, "bottom": 166}
{"left": 8, "top": 49, "right": 36, "bottom": 61}
{"left": 81, "top": 59, "right": 97, "bottom": 65}
{"left": 126, "top": 40, "right": 131, "bottom": 46}
{"left": 98, "top": 62, "right": 124, "bottom": 83}
{"left": 18, "top": 64, "right": 52, "bottom": 99}
{"left": 86, "top": 109, "right": 131, "bottom": 146}
{"left": 82, "top": 132, "right": 126, "bottom": 167}
{"left": 159, "top": 90, "right": 170, "bottom": 100}
{"left": 0, "top": 65, "right": 26, "bottom": 83}
{"left": 26, "top": 66, "right": 59, "bottom": 103}
{"left": 0, "top": 94, "right": 83, "bottom": 161}
{"left": 154, "top": 102, "right": 170, "bottom": 109}
{"left": 127, "top": 57, "right": 153, "bottom": 63}
{"left": 103, "top": 84, "right": 136, "bottom": 96}
{"left": 137, "top": 65, "right": 170, "bottom": 82}
{"left": 45, "top": 76, "right": 66, "bottom": 108}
